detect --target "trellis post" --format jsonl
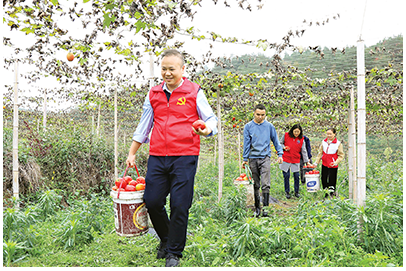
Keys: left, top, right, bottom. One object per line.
{"left": 12, "top": 62, "right": 20, "bottom": 206}
{"left": 114, "top": 88, "right": 118, "bottom": 180}
{"left": 43, "top": 89, "right": 47, "bottom": 132}
{"left": 348, "top": 86, "right": 357, "bottom": 201}
{"left": 237, "top": 132, "right": 241, "bottom": 176}
{"left": 356, "top": 39, "right": 366, "bottom": 208}
{"left": 217, "top": 89, "right": 224, "bottom": 202}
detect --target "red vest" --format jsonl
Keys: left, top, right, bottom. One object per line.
{"left": 321, "top": 138, "right": 340, "bottom": 168}
{"left": 149, "top": 78, "right": 201, "bottom": 156}
{"left": 282, "top": 132, "right": 303, "bottom": 164}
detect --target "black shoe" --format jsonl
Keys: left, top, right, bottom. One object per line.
{"left": 254, "top": 191, "right": 261, "bottom": 218}
{"left": 262, "top": 193, "right": 269, "bottom": 217}
{"left": 294, "top": 192, "right": 300, "bottom": 198}
{"left": 254, "top": 207, "right": 261, "bottom": 217}
{"left": 285, "top": 192, "right": 291, "bottom": 199}
{"left": 156, "top": 241, "right": 167, "bottom": 259}
{"left": 165, "top": 253, "right": 180, "bottom": 267}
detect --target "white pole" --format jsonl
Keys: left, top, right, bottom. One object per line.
{"left": 348, "top": 106, "right": 353, "bottom": 199}
{"left": 43, "top": 90, "right": 47, "bottom": 132}
{"left": 91, "top": 115, "right": 94, "bottom": 134}
{"left": 217, "top": 89, "right": 224, "bottom": 202}
{"left": 238, "top": 132, "right": 241, "bottom": 176}
{"left": 350, "top": 86, "right": 357, "bottom": 202}
{"left": 357, "top": 39, "right": 366, "bottom": 208}
{"left": 97, "top": 102, "right": 101, "bottom": 136}
{"left": 149, "top": 52, "right": 154, "bottom": 89}
{"left": 114, "top": 88, "right": 118, "bottom": 180}
{"left": 214, "top": 137, "right": 217, "bottom": 165}
{"left": 12, "top": 62, "right": 19, "bottom": 206}
{"left": 348, "top": 87, "right": 355, "bottom": 200}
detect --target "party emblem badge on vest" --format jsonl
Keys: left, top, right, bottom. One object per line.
{"left": 177, "top": 97, "right": 186, "bottom": 105}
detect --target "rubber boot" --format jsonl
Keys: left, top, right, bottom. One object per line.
{"left": 262, "top": 193, "right": 269, "bottom": 217}
{"left": 254, "top": 191, "right": 261, "bottom": 218}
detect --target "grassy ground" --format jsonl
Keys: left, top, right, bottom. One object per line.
{"left": 4, "top": 154, "right": 403, "bottom": 267}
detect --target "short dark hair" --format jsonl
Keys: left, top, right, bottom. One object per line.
{"left": 161, "top": 49, "right": 184, "bottom": 66}
{"left": 327, "top": 127, "right": 336, "bottom": 134}
{"left": 288, "top": 124, "right": 303, "bottom": 139}
{"left": 254, "top": 104, "right": 266, "bottom": 111}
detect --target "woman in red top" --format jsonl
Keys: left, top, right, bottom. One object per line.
{"left": 280, "top": 124, "right": 310, "bottom": 199}
{"left": 314, "top": 128, "right": 345, "bottom": 198}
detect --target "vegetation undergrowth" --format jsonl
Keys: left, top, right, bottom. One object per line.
{"left": 3, "top": 152, "right": 403, "bottom": 267}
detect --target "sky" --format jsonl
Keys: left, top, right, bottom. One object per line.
{"left": 178, "top": 0, "right": 404, "bottom": 59}
{"left": 2, "top": 0, "right": 404, "bottom": 110}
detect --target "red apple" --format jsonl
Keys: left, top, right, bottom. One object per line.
{"left": 192, "top": 120, "right": 206, "bottom": 131}
{"left": 135, "top": 176, "right": 145, "bottom": 184}
{"left": 115, "top": 178, "right": 127, "bottom": 189}
{"left": 125, "top": 185, "right": 136, "bottom": 191}
{"left": 67, "top": 52, "right": 74, "bottom": 61}
{"left": 135, "top": 183, "right": 145, "bottom": 191}
{"left": 123, "top": 176, "right": 132, "bottom": 184}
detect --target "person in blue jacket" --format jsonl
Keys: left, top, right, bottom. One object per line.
{"left": 242, "top": 104, "right": 283, "bottom": 217}
{"left": 300, "top": 135, "right": 312, "bottom": 184}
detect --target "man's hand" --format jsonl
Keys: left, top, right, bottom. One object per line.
{"left": 126, "top": 154, "right": 136, "bottom": 168}
{"left": 242, "top": 161, "right": 248, "bottom": 169}
{"left": 277, "top": 157, "right": 283, "bottom": 164}
{"left": 126, "top": 141, "right": 142, "bottom": 168}
{"left": 193, "top": 126, "right": 212, "bottom": 136}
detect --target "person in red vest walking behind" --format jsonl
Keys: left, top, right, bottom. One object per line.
{"left": 313, "top": 128, "right": 345, "bottom": 199}
{"left": 280, "top": 124, "right": 311, "bottom": 199}
{"left": 126, "top": 49, "right": 218, "bottom": 267}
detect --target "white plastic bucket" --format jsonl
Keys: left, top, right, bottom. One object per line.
{"left": 234, "top": 180, "right": 254, "bottom": 206}
{"left": 110, "top": 190, "right": 149, "bottom": 237}
{"left": 305, "top": 174, "right": 320, "bottom": 192}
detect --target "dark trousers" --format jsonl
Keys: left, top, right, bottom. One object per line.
{"left": 321, "top": 165, "right": 338, "bottom": 193}
{"left": 143, "top": 155, "right": 198, "bottom": 257}
{"left": 249, "top": 156, "right": 271, "bottom": 195}
{"left": 283, "top": 169, "right": 300, "bottom": 194}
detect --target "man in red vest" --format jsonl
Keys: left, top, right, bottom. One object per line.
{"left": 126, "top": 49, "right": 218, "bottom": 267}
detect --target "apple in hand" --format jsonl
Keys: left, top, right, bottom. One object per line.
{"left": 192, "top": 120, "right": 206, "bottom": 131}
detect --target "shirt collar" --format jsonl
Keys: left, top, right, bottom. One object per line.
{"left": 163, "top": 78, "right": 184, "bottom": 93}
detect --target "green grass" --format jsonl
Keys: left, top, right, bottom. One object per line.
{"left": 3, "top": 153, "right": 403, "bottom": 267}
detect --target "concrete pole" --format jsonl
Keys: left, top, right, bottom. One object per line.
{"left": 12, "top": 62, "right": 19, "bottom": 206}
{"left": 350, "top": 86, "right": 357, "bottom": 202}
{"left": 114, "top": 88, "right": 118, "bottom": 180}
{"left": 217, "top": 89, "right": 224, "bottom": 202}
{"left": 43, "top": 89, "right": 47, "bottom": 132}
{"left": 356, "top": 39, "right": 366, "bottom": 208}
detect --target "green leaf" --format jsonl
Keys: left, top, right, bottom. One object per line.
{"left": 134, "top": 20, "right": 146, "bottom": 33}
{"left": 50, "top": 0, "right": 59, "bottom": 5}
{"left": 20, "top": 27, "right": 35, "bottom": 35}
{"left": 103, "top": 13, "right": 116, "bottom": 29}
